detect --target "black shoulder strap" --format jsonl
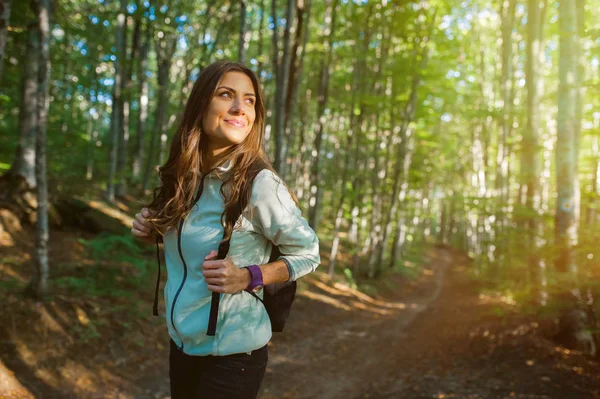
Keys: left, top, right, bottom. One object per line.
{"left": 206, "top": 161, "right": 269, "bottom": 336}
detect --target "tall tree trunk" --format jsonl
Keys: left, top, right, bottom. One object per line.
{"left": 106, "top": 0, "right": 127, "bottom": 202}
{"left": 272, "top": 0, "right": 295, "bottom": 174}
{"left": 257, "top": 0, "right": 266, "bottom": 76}
{"left": 116, "top": 12, "right": 140, "bottom": 197}
{"left": 307, "top": 0, "right": 338, "bottom": 232}
{"left": 32, "top": 0, "right": 50, "bottom": 299}
{"left": 554, "top": 0, "right": 593, "bottom": 356}
{"left": 143, "top": 35, "right": 176, "bottom": 193}
{"left": 555, "top": 0, "right": 580, "bottom": 280}
{"left": 524, "top": 0, "right": 547, "bottom": 305}
{"left": 494, "top": 0, "right": 517, "bottom": 267}
{"left": 288, "top": 0, "right": 311, "bottom": 183}
{"left": 85, "top": 113, "right": 97, "bottom": 180}
{"left": 284, "top": 0, "right": 308, "bottom": 137}
{"left": 0, "top": 0, "right": 11, "bottom": 85}
{"left": 133, "top": 24, "right": 149, "bottom": 185}
{"left": 239, "top": 0, "right": 248, "bottom": 64}
{"left": 9, "top": 24, "right": 39, "bottom": 188}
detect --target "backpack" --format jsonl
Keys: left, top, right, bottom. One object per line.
{"left": 152, "top": 161, "right": 297, "bottom": 336}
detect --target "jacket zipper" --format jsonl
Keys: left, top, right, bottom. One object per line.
{"left": 171, "top": 217, "right": 187, "bottom": 351}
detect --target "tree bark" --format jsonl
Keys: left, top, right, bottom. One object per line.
{"left": 32, "top": 0, "right": 50, "bottom": 299}
{"left": 0, "top": 0, "right": 12, "bottom": 85}
{"left": 9, "top": 24, "right": 39, "bottom": 189}
{"left": 132, "top": 24, "right": 150, "bottom": 185}
{"left": 494, "top": 0, "right": 517, "bottom": 266}
{"left": 524, "top": 0, "right": 547, "bottom": 304}
{"left": 239, "top": 0, "right": 248, "bottom": 64}
{"left": 555, "top": 0, "right": 580, "bottom": 278}
{"left": 116, "top": 12, "right": 141, "bottom": 197}
{"left": 142, "top": 34, "right": 176, "bottom": 193}
{"left": 106, "top": 0, "right": 127, "bottom": 202}
{"left": 272, "top": 0, "right": 295, "bottom": 175}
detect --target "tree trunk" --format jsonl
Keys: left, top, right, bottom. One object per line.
{"left": 555, "top": 0, "right": 580, "bottom": 279}
{"left": 9, "top": 24, "right": 39, "bottom": 189}
{"left": 32, "top": 0, "right": 50, "bottom": 299}
{"left": 524, "top": 0, "right": 547, "bottom": 304}
{"left": 272, "top": 0, "right": 295, "bottom": 175}
{"left": 554, "top": 0, "right": 593, "bottom": 357}
{"left": 0, "top": 0, "right": 12, "bottom": 84}
{"left": 106, "top": 0, "right": 127, "bottom": 202}
{"left": 307, "top": 0, "right": 338, "bottom": 232}
{"left": 85, "top": 114, "right": 96, "bottom": 180}
{"left": 494, "top": 0, "right": 517, "bottom": 267}
{"left": 288, "top": 0, "right": 311, "bottom": 184}
{"left": 143, "top": 34, "right": 176, "bottom": 193}
{"left": 132, "top": 25, "right": 150, "bottom": 185}
{"left": 116, "top": 13, "right": 140, "bottom": 197}
{"left": 239, "top": 0, "right": 248, "bottom": 64}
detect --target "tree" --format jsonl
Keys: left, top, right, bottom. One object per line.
{"left": 0, "top": 0, "right": 11, "bottom": 84}
{"left": 8, "top": 23, "right": 38, "bottom": 189}
{"left": 106, "top": 0, "right": 127, "bottom": 202}
{"left": 31, "top": 0, "right": 50, "bottom": 299}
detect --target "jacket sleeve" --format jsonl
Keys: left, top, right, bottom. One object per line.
{"left": 248, "top": 169, "right": 320, "bottom": 281}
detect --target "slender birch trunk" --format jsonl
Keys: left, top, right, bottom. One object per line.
{"left": 239, "top": 0, "right": 249, "bottom": 64}
{"left": 0, "top": 0, "right": 12, "bottom": 85}
{"left": 32, "top": 0, "right": 50, "bottom": 299}
{"left": 9, "top": 24, "right": 39, "bottom": 188}
{"left": 106, "top": 0, "right": 127, "bottom": 202}
{"left": 132, "top": 25, "right": 150, "bottom": 185}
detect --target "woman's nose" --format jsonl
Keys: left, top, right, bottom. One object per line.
{"left": 230, "top": 99, "right": 246, "bottom": 115}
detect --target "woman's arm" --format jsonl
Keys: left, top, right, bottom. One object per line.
{"left": 202, "top": 253, "right": 290, "bottom": 294}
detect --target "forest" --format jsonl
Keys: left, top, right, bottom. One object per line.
{"left": 0, "top": 0, "right": 599, "bottom": 397}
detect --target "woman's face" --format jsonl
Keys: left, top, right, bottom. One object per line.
{"left": 202, "top": 71, "right": 257, "bottom": 156}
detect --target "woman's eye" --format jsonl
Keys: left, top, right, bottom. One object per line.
{"left": 246, "top": 98, "right": 255, "bottom": 105}
{"left": 220, "top": 92, "right": 232, "bottom": 98}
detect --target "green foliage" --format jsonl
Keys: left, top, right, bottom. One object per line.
{"left": 79, "top": 232, "right": 151, "bottom": 280}
{"left": 343, "top": 268, "right": 358, "bottom": 290}
{"left": 54, "top": 233, "right": 152, "bottom": 299}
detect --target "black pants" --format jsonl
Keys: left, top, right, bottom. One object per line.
{"left": 169, "top": 340, "right": 268, "bottom": 399}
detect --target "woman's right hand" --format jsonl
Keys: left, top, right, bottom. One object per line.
{"left": 131, "top": 207, "right": 157, "bottom": 244}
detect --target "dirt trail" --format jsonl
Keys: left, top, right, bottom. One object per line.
{"left": 260, "top": 247, "right": 600, "bottom": 399}
{"left": 2, "top": 241, "right": 600, "bottom": 399}
{"left": 259, "top": 248, "right": 452, "bottom": 399}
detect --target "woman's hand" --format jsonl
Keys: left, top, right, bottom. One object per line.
{"left": 131, "top": 207, "right": 157, "bottom": 244}
{"left": 202, "top": 250, "right": 251, "bottom": 294}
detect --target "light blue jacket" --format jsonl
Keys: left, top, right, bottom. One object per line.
{"left": 162, "top": 162, "right": 320, "bottom": 356}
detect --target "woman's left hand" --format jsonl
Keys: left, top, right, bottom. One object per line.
{"left": 202, "top": 250, "right": 251, "bottom": 294}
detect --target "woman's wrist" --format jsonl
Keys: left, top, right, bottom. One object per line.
{"left": 238, "top": 266, "right": 252, "bottom": 291}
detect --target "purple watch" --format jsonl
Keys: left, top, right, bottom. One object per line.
{"left": 244, "top": 265, "right": 264, "bottom": 293}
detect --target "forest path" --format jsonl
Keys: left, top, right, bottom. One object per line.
{"left": 259, "top": 247, "right": 452, "bottom": 399}
{"left": 261, "top": 246, "right": 600, "bottom": 399}
{"left": 2, "top": 237, "right": 600, "bottom": 399}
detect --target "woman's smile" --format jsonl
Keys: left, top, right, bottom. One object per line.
{"left": 224, "top": 119, "right": 246, "bottom": 128}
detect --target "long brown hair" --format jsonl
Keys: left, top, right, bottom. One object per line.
{"left": 147, "top": 60, "right": 297, "bottom": 240}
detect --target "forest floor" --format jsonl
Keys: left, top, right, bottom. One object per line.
{"left": 1, "top": 224, "right": 600, "bottom": 399}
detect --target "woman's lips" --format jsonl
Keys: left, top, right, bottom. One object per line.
{"left": 224, "top": 119, "right": 245, "bottom": 127}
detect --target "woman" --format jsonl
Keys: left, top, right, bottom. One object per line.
{"left": 130, "top": 61, "right": 320, "bottom": 399}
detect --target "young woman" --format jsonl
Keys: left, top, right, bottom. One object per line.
{"left": 130, "top": 61, "right": 320, "bottom": 399}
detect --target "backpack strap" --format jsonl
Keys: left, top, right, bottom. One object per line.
{"left": 153, "top": 234, "right": 164, "bottom": 316}
{"left": 206, "top": 160, "right": 269, "bottom": 336}
{"left": 206, "top": 235, "right": 230, "bottom": 336}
